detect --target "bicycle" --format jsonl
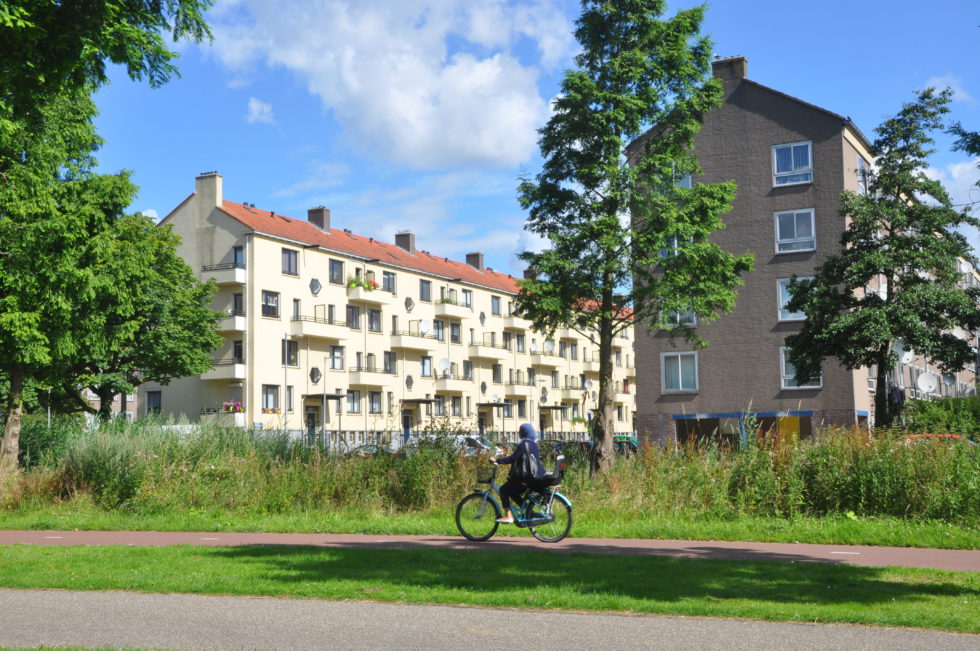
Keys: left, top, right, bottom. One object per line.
{"left": 454, "top": 455, "right": 573, "bottom": 543}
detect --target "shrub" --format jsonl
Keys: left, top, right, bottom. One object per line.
{"left": 61, "top": 430, "right": 145, "bottom": 509}
{"left": 18, "top": 415, "right": 82, "bottom": 468}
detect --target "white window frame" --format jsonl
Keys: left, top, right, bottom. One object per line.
{"left": 774, "top": 208, "right": 816, "bottom": 253}
{"left": 772, "top": 141, "right": 813, "bottom": 186}
{"left": 329, "top": 259, "right": 344, "bottom": 284}
{"left": 781, "top": 347, "right": 822, "bottom": 390}
{"left": 856, "top": 156, "right": 870, "bottom": 195}
{"left": 666, "top": 307, "right": 696, "bottom": 327}
{"left": 261, "top": 291, "right": 279, "bottom": 318}
{"left": 281, "top": 248, "right": 298, "bottom": 275}
{"left": 661, "top": 351, "right": 698, "bottom": 393}
{"left": 778, "top": 277, "right": 812, "bottom": 322}
{"left": 262, "top": 384, "right": 280, "bottom": 410}
{"left": 368, "top": 391, "right": 382, "bottom": 414}
{"left": 346, "top": 390, "right": 361, "bottom": 413}
{"left": 330, "top": 346, "right": 345, "bottom": 371}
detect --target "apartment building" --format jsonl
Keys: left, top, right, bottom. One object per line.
{"left": 139, "top": 173, "right": 636, "bottom": 438}
{"left": 633, "top": 56, "right": 978, "bottom": 444}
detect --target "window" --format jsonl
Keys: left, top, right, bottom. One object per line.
{"left": 232, "top": 293, "right": 244, "bottom": 316}
{"left": 616, "top": 405, "right": 624, "bottom": 421}
{"left": 233, "top": 246, "right": 244, "bottom": 269}
{"left": 517, "top": 399, "right": 527, "bottom": 418}
{"left": 262, "top": 384, "right": 279, "bottom": 410}
{"left": 383, "top": 351, "right": 396, "bottom": 374}
{"left": 433, "top": 395, "right": 445, "bottom": 416}
{"left": 292, "top": 299, "right": 301, "bottom": 319}
{"left": 778, "top": 277, "right": 812, "bottom": 321}
{"left": 329, "top": 259, "right": 344, "bottom": 284}
{"left": 451, "top": 396, "right": 462, "bottom": 416}
{"left": 775, "top": 209, "right": 815, "bottom": 253}
{"left": 781, "top": 347, "right": 821, "bottom": 389}
{"left": 346, "top": 390, "right": 361, "bottom": 413}
{"left": 261, "top": 291, "right": 279, "bottom": 318}
{"left": 330, "top": 346, "right": 344, "bottom": 371}
{"left": 463, "top": 360, "right": 473, "bottom": 380}
{"left": 659, "top": 233, "right": 691, "bottom": 258}
{"left": 421, "top": 356, "right": 433, "bottom": 377}
{"left": 369, "top": 391, "right": 382, "bottom": 414}
{"left": 491, "top": 296, "right": 501, "bottom": 315}
{"left": 569, "top": 342, "right": 578, "bottom": 360}
{"left": 857, "top": 156, "right": 870, "bottom": 195}
{"left": 282, "top": 248, "right": 298, "bottom": 275}
{"left": 450, "top": 322, "right": 461, "bottom": 344}
{"left": 282, "top": 339, "right": 299, "bottom": 366}
{"left": 558, "top": 341, "right": 567, "bottom": 358}
{"left": 462, "top": 289, "right": 473, "bottom": 307}
{"left": 419, "top": 279, "right": 432, "bottom": 302}
{"left": 503, "top": 332, "right": 512, "bottom": 350}
{"left": 346, "top": 304, "right": 361, "bottom": 329}
{"left": 368, "top": 309, "right": 381, "bottom": 332}
{"left": 666, "top": 307, "right": 696, "bottom": 327}
{"left": 551, "top": 370, "right": 559, "bottom": 388}
{"left": 662, "top": 352, "right": 698, "bottom": 392}
{"left": 286, "top": 386, "right": 294, "bottom": 412}
{"left": 516, "top": 334, "right": 525, "bottom": 352}
{"left": 146, "top": 391, "right": 162, "bottom": 415}
{"left": 614, "top": 350, "right": 622, "bottom": 367}
{"left": 773, "top": 141, "right": 812, "bottom": 185}
{"left": 232, "top": 340, "right": 244, "bottom": 363}
{"left": 502, "top": 402, "right": 513, "bottom": 418}
{"left": 492, "top": 364, "right": 502, "bottom": 383}
{"left": 382, "top": 271, "right": 396, "bottom": 293}
{"left": 433, "top": 319, "right": 445, "bottom": 341}
{"left": 676, "top": 172, "right": 692, "bottom": 189}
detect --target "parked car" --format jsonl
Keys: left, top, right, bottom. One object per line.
{"left": 904, "top": 433, "right": 977, "bottom": 447}
{"left": 342, "top": 443, "right": 390, "bottom": 458}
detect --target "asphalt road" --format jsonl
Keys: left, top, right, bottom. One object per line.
{"left": 1, "top": 529, "right": 978, "bottom": 571}
{"left": 2, "top": 588, "right": 978, "bottom": 651}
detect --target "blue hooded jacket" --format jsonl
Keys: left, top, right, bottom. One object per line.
{"left": 497, "top": 423, "right": 543, "bottom": 480}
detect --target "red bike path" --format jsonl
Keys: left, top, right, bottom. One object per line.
{"left": 1, "top": 529, "right": 977, "bottom": 571}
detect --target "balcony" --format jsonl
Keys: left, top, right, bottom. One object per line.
{"left": 434, "top": 372, "right": 473, "bottom": 393}
{"left": 218, "top": 309, "right": 246, "bottom": 332}
{"left": 347, "top": 366, "right": 397, "bottom": 387}
{"left": 290, "top": 315, "right": 349, "bottom": 341}
{"left": 505, "top": 379, "right": 535, "bottom": 397}
{"left": 390, "top": 329, "right": 440, "bottom": 351}
{"left": 201, "top": 262, "right": 246, "bottom": 285}
{"left": 502, "top": 312, "right": 531, "bottom": 330}
{"left": 434, "top": 299, "right": 472, "bottom": 319}
{"left": 346, "top": 285, "right": 395, "bottom": 306}
{"left": 202, "top": 358, "right": 246, "bottom": 381}
{"left": 530, "top": 352, "right": 562, "bottom": 368}
{"left": 468, "top": 341, "right": 511, "bottom": 361}
{"left": 199, "top": 410, "right": 246, "bottom": 427}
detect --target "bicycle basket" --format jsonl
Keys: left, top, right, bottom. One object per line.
{"left": 475, "top": 466, "right": 496, "bottom": 483}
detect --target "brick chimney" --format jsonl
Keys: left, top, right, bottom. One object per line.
{"left": 466, "top": 252, "right": 484, "bottom": 271}
{"left": 712, "top": 56, "right": 747, "bottom": 82}
{"left": 395, "top": 231, "right": 416, "bottom": 253}
{"left": 308, "top": 206, "right": 330, "bottom": 231}
{"left": 195, "top": 171, "right": 222, "bottom": 209}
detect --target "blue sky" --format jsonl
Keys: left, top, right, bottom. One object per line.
{"left": 92, "top": 0, "right": 980, "bottom": 276}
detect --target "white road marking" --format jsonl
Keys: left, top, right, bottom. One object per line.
{"left": 830, "top": 551, "right": 861, "bottom": 555}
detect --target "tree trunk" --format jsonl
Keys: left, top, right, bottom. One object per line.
{"left": 0, "top": 365, "right": 25, "bottom": 472}
{"left": 873, "top": 348, "right": 891, "bottom": 429}
{"left": 96, "top": 386, "right": 117, "bottom": 423}
{"left": 590, "top": 280, "right": 616, "bottom": 477}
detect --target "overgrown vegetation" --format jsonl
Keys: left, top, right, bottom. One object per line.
{"left": 903, "top": 396, "right": 980, "bottom": 436}
{"left": 3, "top": 420, "right": 978, "bottom": 542}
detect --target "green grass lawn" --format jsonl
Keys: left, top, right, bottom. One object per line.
{"left": 1, "top": 543, "right": 977, "bottom": 633}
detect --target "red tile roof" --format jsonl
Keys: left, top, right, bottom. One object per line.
{"left": 217, "top": 200, "right": 521, "bottom": 295}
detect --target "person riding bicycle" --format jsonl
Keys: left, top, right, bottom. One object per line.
{"left": 492, "top": 422, "right": 544, "bottom": 524}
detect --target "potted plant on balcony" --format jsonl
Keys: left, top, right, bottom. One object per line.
{"left": 346, "top": 277, "right": 378, "bottom": 291}
{"left": 222, "top": 401, "right": 243, "bottom": 413}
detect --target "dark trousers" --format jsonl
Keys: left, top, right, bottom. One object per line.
{"left": 499, "top": 478, "right": 528, "bottom": 511}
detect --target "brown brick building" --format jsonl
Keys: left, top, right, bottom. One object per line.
{"left": 633, "top": 57, "right": 978, "bottom": 445}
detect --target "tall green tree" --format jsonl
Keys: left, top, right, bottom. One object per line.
{"left": 52, "top": 175, "right": 221, "bottom": 422}
{"left": 516, "top": 0, "right": 753, "bottom": 474}
{"left": 786, "top": 89, "right": 980, "bottom": 426}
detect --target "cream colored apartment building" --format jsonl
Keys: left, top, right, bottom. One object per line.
{"left": 139, "top": 173, "right": 636, "bottom": 439}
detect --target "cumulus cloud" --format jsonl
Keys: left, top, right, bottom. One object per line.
{"left": 245, "top": 97, "right": 275, "bottom": 124}
{"left": 206, "top": 0, "right": 574, "bottom": 169}
{"left": 140, "top": 208, "right": 159, "bottom": 221}
{"left": 926, "top": 157, "right": 980, "bottom": 250}
{"left": 923, "top": 74, "right": 974, "bottom": 103}
{"left": 273, "top": 161, "right": 351, "bottom": 198}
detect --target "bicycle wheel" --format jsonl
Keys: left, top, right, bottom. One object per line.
{"left": 529, "top": 492, "right": 572, "bottom": 543}
{"left": 455, "top": 492, "right": 501, "bottom": 541}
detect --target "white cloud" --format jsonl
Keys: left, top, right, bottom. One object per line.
{"left": 926, "top": 157, "right": 980, "bottom": 250}
{"left": 273, "top": 160, "right": 350, "bottom": 198}
{"left": 206, "top": 1, "right": 575, "bottom": 170}
{"left": 923, "top": 74, "right": 974, "bottom": 103}
{"left": 245, "top": 97, "right": 275, "bottom": 124}
{"left": 140, "top": 208, "right": 159, "bottom": 221}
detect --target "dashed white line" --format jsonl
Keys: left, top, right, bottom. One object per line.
{"left": 830, "top": 551, "right": 861, "bottom": 555}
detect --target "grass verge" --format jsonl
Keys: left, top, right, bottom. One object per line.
{"left": 0, "top": 544, "right": 977, "bottom": 633}
{"left": 3, "top": 501, "right": 978, "bottom": 549}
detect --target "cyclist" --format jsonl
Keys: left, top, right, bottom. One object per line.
{"left": 492, "top": 422, "right": 544, "bottom": 524}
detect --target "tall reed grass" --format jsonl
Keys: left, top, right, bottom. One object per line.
{"left": 3, "top": 420, "right": 978, "bottom": 525}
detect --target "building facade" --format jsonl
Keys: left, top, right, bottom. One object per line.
{"left": 139, "top": 173, "right": 636, "bottom": 439}
{"left": 634, "top": 57, "right": 978, "bottom": 444}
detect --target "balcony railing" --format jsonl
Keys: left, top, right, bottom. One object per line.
{"left": 202, "top": 262, "right": 245, "bottom": 272}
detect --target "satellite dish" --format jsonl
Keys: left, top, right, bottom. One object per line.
{"left": 419, "top": 319, "right": 431, "bottom": 334}
{"left": 479, "top": 312, "right": 486, "bottom": 325}
{"left": 405, "top": 375, "right": 414, "bottom": 390}
{"left": 438, "top": 358, "right": 451, "bottom": 371}
{"left": 491, "top": 394, "right": 500, "bottom": 403}
{"left": 943, "top": 373, "right": 956, "bottom": 386}
{"left": 480, "top": 381, "right": 487, "bottom": 394}
{"left": 901, "top": 351, "right": 914, "bottom": 365}
{"left": 544, "top": 340, "right": 555, "bottom": 353}
{"left": 916, "top": 373, "right": 939, "bottom": 394}
{"left": 404, "top": 297, "right": 415, "bottom": 312}
{"left": 584, "top": 379, "right": 593, "bottom": 390}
